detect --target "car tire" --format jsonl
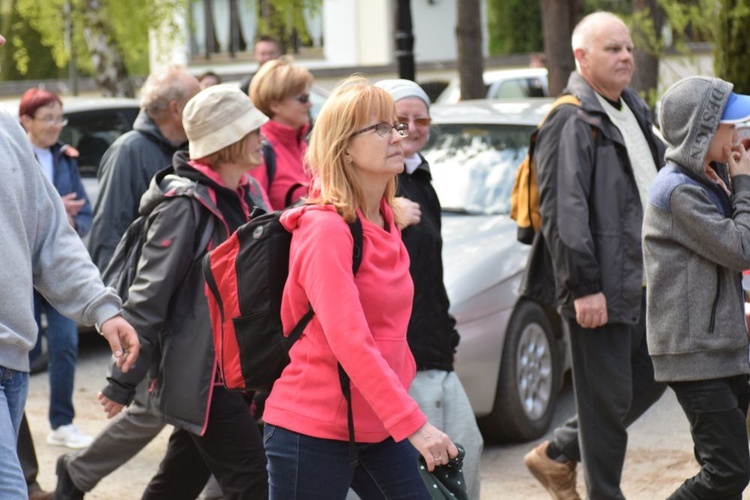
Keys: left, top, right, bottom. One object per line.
{"left": 478, "top": 300, "right": 561, "bottom": 443}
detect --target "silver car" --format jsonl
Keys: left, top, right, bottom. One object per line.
{"left": 423, "top": 98, "right": 568, "bottom": 443}
{"left": 435, "top": 68, "right": 549, "bottom": 104}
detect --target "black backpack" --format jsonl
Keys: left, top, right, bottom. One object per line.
{"left": 102, "top": 173, "right": 214, "bottom": 302}
{"left": 202, "top": 208, "right": 362, "bottom": 464}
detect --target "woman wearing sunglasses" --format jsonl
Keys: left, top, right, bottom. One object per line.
{"left": 249, "top": 56, "right": 314, "bottom": 210}
{"left": 262, "top": 76, "right": 458, "bottom": 499}
{"left": 376, "top": 79, "right": 484, "bottom": 499}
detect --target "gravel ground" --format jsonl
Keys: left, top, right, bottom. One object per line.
{"left": 24, "top": 334, "right": 750, "bottom": 499}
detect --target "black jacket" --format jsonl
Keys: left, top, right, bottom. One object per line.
{"left": 520, "top": 72, "right": 666, "bottom": 324}
{"left": 102, "top": 152, "right": 268, "bottom": 435}
{"left": 87, "top": 110, "right": 186, "bottom": 271}
{"left": 397, "top": 156, "right": 459, "bottom": 371}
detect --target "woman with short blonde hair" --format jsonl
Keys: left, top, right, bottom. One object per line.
{"left": 248, "top": 56, "right": 315, "bottom": 209}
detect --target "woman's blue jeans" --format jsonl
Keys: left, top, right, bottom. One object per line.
{"left": 264, "top": 424, "right": 431, "bottom": 499}
{"left": 32, "top": 291, "right": 78, "bottom": 429}
{"left": 0, "top": 366, "right": 29, "bottom": 498}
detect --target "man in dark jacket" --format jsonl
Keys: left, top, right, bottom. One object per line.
{"left": 521, "top": 12, "right": 667, "bottom": 500}
{"left": 56, "top": 68, "right": 200, "bottom": 500}
{"left": 87, "top": 67, "right": 200, "bottom": 271}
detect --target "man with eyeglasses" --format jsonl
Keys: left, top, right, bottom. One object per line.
{"left": 376, "top": 79, "right": 484, "bottom": 500}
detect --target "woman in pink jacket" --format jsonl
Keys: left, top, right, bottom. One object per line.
{"left": 262, "top": 76, "right": 458, "bottom": 499}
{"left": 249, "top": 56, "right": 313, "bottom": 210}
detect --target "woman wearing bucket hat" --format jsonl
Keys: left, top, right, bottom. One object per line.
{"left": 98, "top": 84, "right": 271, "bottom": 499}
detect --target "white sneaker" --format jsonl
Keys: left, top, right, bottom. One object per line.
{"left": 47, "top": 424, "right": 93, "bottom": 449}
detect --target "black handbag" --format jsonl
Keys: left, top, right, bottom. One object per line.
{"left": 417, "top": 442, "right": 469, "bottom": 500}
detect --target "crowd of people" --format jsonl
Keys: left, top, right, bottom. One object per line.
{"left": 3, "top": 9, "right": 750, "bottom": 500}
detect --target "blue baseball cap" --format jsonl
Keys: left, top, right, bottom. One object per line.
{"left": 720, "top": 92, "right": 750, "bottom": 124}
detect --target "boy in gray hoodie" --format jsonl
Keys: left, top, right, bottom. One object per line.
{"left": 644, "top": 76, "right": 750, "bottom": 499}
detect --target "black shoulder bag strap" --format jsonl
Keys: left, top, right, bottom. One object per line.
{"left": 339, "top": 217, "right": 363, "bottom": 468}
{"left": 284, "top": 216, "right": 363, "bottom": 468}
{"left": 262, "top": 141, "right": 276, "bottom": 186}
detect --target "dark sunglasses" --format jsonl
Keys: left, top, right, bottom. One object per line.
{"left": 398, "top": 116, "right": 432, "bottom": 127}
{"left": 294, "top": 94, "right": 310, "bottom": 104}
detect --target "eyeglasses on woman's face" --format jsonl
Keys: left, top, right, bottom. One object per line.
{"left": 351, "top": 122, "right": 409, "bottom": 139}
{"left": 34, "top": 115, "right": 68, "bottom": 127}
{"left": 398, "top": 116, "right": 431, "bottom": 128}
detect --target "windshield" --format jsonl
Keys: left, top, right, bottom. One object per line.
{"left": 422, "top": 123, "right": 533, "bottom": 215}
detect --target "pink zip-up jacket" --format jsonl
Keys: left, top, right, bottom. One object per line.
{"left": 263, "top": 202, "right": 428, "bottom": 443}
{"left": 249, "top": 119, "right": 310, "bottom": 210}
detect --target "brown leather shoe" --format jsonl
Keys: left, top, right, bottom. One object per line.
{"left": 524, "top": 441, "right": 581, "bottom": 500}
{"left": 28, "top": 489, "right": 54, "bottom": 500}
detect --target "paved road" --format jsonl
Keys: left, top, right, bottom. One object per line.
{"left": 24, "top": 334, "right": 750, "bottom": 499}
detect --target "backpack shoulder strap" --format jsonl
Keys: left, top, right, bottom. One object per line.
{"left": 263, "top": 141, "right": 276, "bottom": 186}
{"left": 348, "top": 216, "right": 363, "bottom": 275}
{"left": 339, "top": 214, "right": 363, "bottom": 467}
{"left": 538, "top": 94, "right": 581, "bottom": 129}
{"left": 191, "top": 200, "right": 215, "bottom": 260}
{"left": 162, "top": 179, "right": 215, "bottom": 260}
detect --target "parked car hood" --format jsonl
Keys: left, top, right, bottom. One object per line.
{"left": 441, "top": 213, "right": 530, "bottom": 313}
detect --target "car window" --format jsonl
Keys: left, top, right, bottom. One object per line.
{"left": 59, "top": 108, "right": 138, "bottom": 177}
{"left": 491, "top": 77, "right": 548, "bottom": 99}
{"left": 423, "top": 123, "right": 533, "bottom": 215}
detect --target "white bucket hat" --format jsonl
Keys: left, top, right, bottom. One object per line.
{"left": 183, "top": 84, "right": 269, "bottom": 159}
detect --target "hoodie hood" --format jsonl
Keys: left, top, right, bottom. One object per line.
{"left": 660, "top": 76, "right": 733, "bottom": 179}
{"left": 280, "top": 203, "right": 338, "bottom": 232}
{"left": 133, "top": 109, "right": 188, "bottom": 152}
{"left": 138, "top": 164, "right": 201, "bottom": 216}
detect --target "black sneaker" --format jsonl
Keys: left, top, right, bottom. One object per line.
{"left": 54, "top": 454, "right": 84, "bottom": 500}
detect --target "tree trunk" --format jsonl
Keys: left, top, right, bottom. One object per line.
{"left": 456, "top": 0, "right": 485, "bottom": 100}
{"left": 539, "top": 0, "right": 580, "bottom": 96}
{"left": 81, "top": 0, "right": 134, "bottom": 97}
{"left": 631, "top": 0, "right": 663, "bottom": 97}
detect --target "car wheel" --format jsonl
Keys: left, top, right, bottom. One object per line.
{"left": 478, "top": 300, "right": 561, "bottom": 442}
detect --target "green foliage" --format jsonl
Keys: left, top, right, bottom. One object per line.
{"left": 486, "top": 0, "right": 542, "bottom": 55}
{"left": 625, "top": 8, "right": 663, "bottom": 57}
{"left": 715, "top": 0, "right": 750, "bottom": 92}
{"left": 485, "top": 0, "right": 634, "bottom": 57}
{"left": 0, "top": 0, "right": 63, "bottom": 80}
{"left": 256, "top": 0, "right": 321, "bottom": 51}
{"left": 658, "top": 0, "right": 716, "bottom": 49}
{"left": 10, "top": 0, "right": 181, "bottom": 79}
